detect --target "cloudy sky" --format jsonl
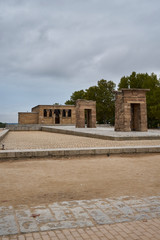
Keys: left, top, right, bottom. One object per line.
{"left": 0, "top": 0, "right": 160, "bottom": 122}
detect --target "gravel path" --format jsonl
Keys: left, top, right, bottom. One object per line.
{"left": 1, "top": 131, "right": 160, "bottom": 150}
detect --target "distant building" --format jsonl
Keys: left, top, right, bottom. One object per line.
{"left": 18, "top": 100, "right": 96, "bottom": 127}
{"left": 18, "top": 105, "right": 76, "bottom": 125}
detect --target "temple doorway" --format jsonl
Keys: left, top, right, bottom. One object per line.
{"left": 85, "top": 109, "right": 92, "bottom": 128}
{"left": 130, "top": 103, "right": 141, "bottom": 131}
{"left": 54, "top": 109, "right": 60, "bottom": 124}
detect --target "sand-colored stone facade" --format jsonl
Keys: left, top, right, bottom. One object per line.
{"left": 76, "top": 99, "right": 96, "bottom": 128}
{"left": 115, "top": 89, "right": 149, "bottom": 132}
{"left": 18, "top": 100, "right": 96, "bottom": 126}
{"left": 18, "top": 105, "right": 76, "bottom": 125}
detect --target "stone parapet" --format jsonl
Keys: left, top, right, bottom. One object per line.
{"left": 0, "top": 129, "right": 9, "bottom": 142}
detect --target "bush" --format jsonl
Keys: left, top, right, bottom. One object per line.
{"left": 0, "top": 122, "right": 6, "bottom": 128}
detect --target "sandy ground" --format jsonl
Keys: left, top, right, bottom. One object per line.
{"left": 0, "top": 154, "right": 160, "bottom": 207}
{"left": 1, "top": 131, "right": 160, "bottom": 149}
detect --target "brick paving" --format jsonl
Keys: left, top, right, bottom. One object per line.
{"left": 0, "top": 196, "right": 160, "bottom": 236}
{"left": 2, "top": 131, "right": 160, "bottom": 150}
{"left": 0, "top": 218, "right": 160, "bottom": 240}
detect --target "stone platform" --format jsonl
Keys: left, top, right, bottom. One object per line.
{"left": 42, "top": 126, "right": 160, "bottom": 141}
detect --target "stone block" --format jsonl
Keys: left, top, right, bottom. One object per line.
{"left": 148, "top": 147, "right": 160, "bottom": 153}
{"left": 109, "top": 148, "right": 124, "bottom": 154}
{"left": 15, "top": 151, "right": 34, "bottom": 158}
{"left": 64, "top": 149, "right": 80, "bottom": 156}
{"left": 48, "top": 150, "right": 65, "bottom": 156}
{"left": 95, "top": 148, "right": 110, "bottom": 155}
{"left": 136, "top": 147, "right": 149, "bottom": 153}
{"left": 79, "top": 148, "right": 95, "bottom": 155}
{"left": 35, "top": 150, "right": 49, "bottom": 157}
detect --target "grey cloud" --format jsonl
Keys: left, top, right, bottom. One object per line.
{"left": 0, "top": 0, "right": 160, "bottom": 122}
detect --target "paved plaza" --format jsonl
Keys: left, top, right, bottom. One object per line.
{"left": 0, "top": 196, "right": 160, "bottom": 236}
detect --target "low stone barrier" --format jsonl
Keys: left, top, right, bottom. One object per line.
{"left": 6, "top": 124, "right": 75, "bottom": 131}
{"left": 6, "top": 124, "right": 43, "bottom": 131}
{"left": 0, "top": 145, "right": 160, "bottom": 159}
{"left": 0, "top": 129, "right": 9, "bottom": 142}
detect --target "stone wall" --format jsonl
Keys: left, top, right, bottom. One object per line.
{"left": 19, "top": 105, "right": 76, "bottom": 125}
{"left": 115, "top": 92, "right": 124, "bottom": 131}
{"left": 18, "top": 112, "right": 38, "bottom": 124}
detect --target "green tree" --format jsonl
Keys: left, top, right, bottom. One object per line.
{"left": 0, "top": 122, "right": 6, "bottom": 128}
{"left": 65, "top": 79, "right": 116, "bottom": 124}
{"left": 53, "top": 103, "right": 60, "bottom": 105}
{"left": 85, "top": 80, "right": 115, "bottom": 124}
{"left": 65, "top": 90, "right": 86, "bottom": 105}
{"left": 118, "top": 72, "right": 160, "bottom": 128}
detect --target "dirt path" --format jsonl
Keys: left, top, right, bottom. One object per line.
{"left": 0, "top": 154, "right": 160, "bottom": 207}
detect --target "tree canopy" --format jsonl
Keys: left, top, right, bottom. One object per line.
{"left": 65, "top": 90, "right": 86, "bottom": 105}
{"left": 65, "top": 72, "right": 160, "bottom": 128}
{"left": 0, "top": 122, "right": 6, "bottom": 128}
{"left": 65, "top": 79, "right": 116, "bottom": 124}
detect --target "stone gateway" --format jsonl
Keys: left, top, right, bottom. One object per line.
{"left": 114, "top": 89, "right": 150, "bottom": 132}
{"left": 76, "top": 99, "right": 96, "bottom": 128}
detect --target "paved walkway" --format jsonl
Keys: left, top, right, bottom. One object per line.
{"left": 1, "top": 196, "right": 160, "bottom": 236}
{"left": 1, "top": 218, "right": 160, "bottom": 240}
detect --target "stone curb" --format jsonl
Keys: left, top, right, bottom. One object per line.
{"left": 0, "top": 129, "right": 9, "bottom": 142}
{"left": 0, "top": 146, "right": 160, "bottom": 159}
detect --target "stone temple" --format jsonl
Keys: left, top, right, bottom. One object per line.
{"left": 18, "top": 99, "right": 96, "bottom": 128}
{"left": 18, "top": 88, "right": 149, "bottom": 132}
